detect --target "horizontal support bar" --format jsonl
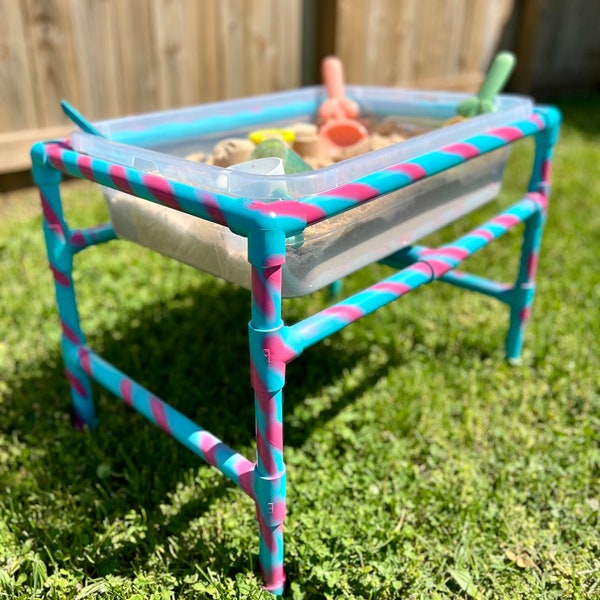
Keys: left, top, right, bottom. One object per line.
{"left": 290, "top": 193, "right": 543, "bottom": 353}
{"left": 76, "top": 346, "right": 256, "bottom": 499}
{"left": 69, "top": 223, "right": 117, "bottom": 252}
{"left": 398, "top": 195, "right": 542, "bottom": 275}
{"left": 381, "top": 248, "right": 513, "bottom": 302}
{"left": 289, "top": 263, "right": 432, "bottom": 350}
{"left": 429, "top": 270, "right": 513, "bottom": 302}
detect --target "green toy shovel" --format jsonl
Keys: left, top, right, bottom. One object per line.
{"left": 457, "top": 51, "right": 516, "bottom": 117}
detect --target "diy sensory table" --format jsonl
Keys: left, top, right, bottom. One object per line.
{"left": 31, "top": 86, "right": 560, "bottom": 595}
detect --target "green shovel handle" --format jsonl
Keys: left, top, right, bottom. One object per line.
{"left": 477, "top": 51, "right": 516, "bottom": 105}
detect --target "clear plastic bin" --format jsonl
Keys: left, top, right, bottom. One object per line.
{"left": 71, "top": 86, "right": 532, "bottom": 297}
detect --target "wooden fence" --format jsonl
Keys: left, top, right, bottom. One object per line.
{"left": 334, "top": 0, "right": 514, "bottom": 91}
{"left": 511, "top": 0, "right": 600, "bottom": 94}
{"left": 0, "top": 0, "right": 303, "bottom": 174}
{"left": 1, "top": 0, "right": 599, "bottom": 178}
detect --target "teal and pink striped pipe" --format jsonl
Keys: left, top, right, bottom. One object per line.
{"left": 34, "top": 111, "right": 551, "bottom": 240}
{"left": 247, "top": 228, "right": 288, "bottom": 593}
{"left": 31, "top": 105, "right": 560, "bottom": 595}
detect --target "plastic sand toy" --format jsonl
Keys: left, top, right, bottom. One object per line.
{"left": 33, "top": 69, "right": 560, "bottom": 595}
{"left": 457, "top": 51, "right": 517, "bottom": 117}
{"left": 318, "top": 55, "right": 368, "bottom": 151}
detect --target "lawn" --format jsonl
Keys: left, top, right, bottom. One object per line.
{"left": 0, "top": 96, "right": 598, "bottom": 599}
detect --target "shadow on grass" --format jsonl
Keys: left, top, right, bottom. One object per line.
{"left": 3, "top": 274, "right": 411, "bottom": 586}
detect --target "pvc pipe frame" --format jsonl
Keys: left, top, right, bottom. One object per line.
{"left": 31, "top": 106, "right": 560, "bottom": 596}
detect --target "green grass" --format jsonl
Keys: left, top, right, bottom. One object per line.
{"left": 1, "top": 96, "right": 599, "bottom": 599}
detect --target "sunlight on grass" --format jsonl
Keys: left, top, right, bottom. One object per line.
{"left": 1, "top": 97, "right": 599, "bottom": 599}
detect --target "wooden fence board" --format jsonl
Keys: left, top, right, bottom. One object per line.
{"left": 114, "top": 0, "right": 158, "bottom": 115}
{"left": 23, "top": 0, "right": 81, "bottom": 127}
{"left": 396, "top": 0, "right": 418, "bottom": 83}
{"left": 529, "top": 0, "right": 600, "bottom": 89}
{"left": 0, "top": 3, "right": 38, "bottom": 131}
{"left": 191, "top": 0, "right": 222, "bottom": 103}
{"left": 244, "top": 0, "right": 269, "bottom": 95}
{"left": 335, "top": 0, "right": 367, "bottom": 82}
{"left": 335, "top": 0, "right": 513, "bottom": 88}
{"left": 272, "top": 0, "right": 302, "bottom": 92}
{"left": 151, "top": 0, "right": 190, "bottom": 109}
{"left": 68, "top": 0, "right": 122, "bottom": 120}
{"left": 217, "top": 0, "right": 243, "bottom": 98}
{"left": 443, "top": 0, "right": 464, "bottom": 74}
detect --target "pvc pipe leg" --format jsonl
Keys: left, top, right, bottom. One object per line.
{"left": 32, "top": 162, "right": 98, "bottom": 428}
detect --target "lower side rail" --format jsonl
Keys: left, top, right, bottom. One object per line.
{"left": 72, "top": 345, "right": 256, "bottom": 499}
{"left": 287, "top": 192, "right": 545, "bottom": 354}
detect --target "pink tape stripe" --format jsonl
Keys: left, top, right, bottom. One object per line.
{"left": 256, "top": 391, "right": 281, "bottom": 429}
{"left": 526, "top": 252, "right": 539, "bottom": 280}
{"left": 371, "top": 281, "right": 412, "bottom": 296}
{"left": 389, "top": 163, "right": 427, "bottom": 180}
{"left": 198, "top": 190, "right": 227, "bottom": 225}
{"left": 442, "top": 142, "right": 481, "bottom": 160}
{"left": 541, "top": 159, "right": 551, "bottom": 185}
{"left": 263, "top": 564, "right": 286, "bottom": 593}
{"left": 269, "top": 499, "right": 286, "bottom": 523}
{"left": 120, "top": 379, "right": 134, "bottom": 407}
{"left": 331, "top": 182, "right": 379, "bottom": 202}
{"left": 519, "top": 306, "right": 532, "bottom": 322}
{"left": 49, "top": 265, "right": 70, "bottom": 287}
{"left": 61, "top": 321, "right": 81, "bottom": 344}
{"left": 238, "top": 468, "right": 255, "bottom": 498}
{"left": 199, "top": 431, "right": 228, "bottom": 467}
{"left": 69, "top": 230, "right": 86, "bottom": 248}
{"left": 40, "top": 197, "right": 63, "bottom": 231}
{"left": 436, "top": 246, "right": 470, "bottom": 262}
{"left": 471, "top": 228, "right": 495, "bottom": 242}
{"left": 66, "top": 369, "right": 87, "bottom": 398}
{"left": 493, "top": 214, "right": 521, "bottom": 229}
{"left": 251, "top": 200, "right": 326, "bottom": 224}
{"left": 46, "top": 144, "right": 66, "bottom": 172}
{"left": 425, "top": 259, "right": 453, "bottom": 278}
{"left": 150, "top": 396, "right": 171, "bottom": 434}
{"left": 265, "top": 418, "right": 283, "bottom": 450}
{"left": 256, "top": 392, "right": 283, "bottom": 445}
{"left": 251, "top": 268, "right": 279, "bottom": 323}
{"left": 197, "top": 437, "right": 255, "bottom": 496}
{"left": 529, "top": 191, "right": 548, "bottom": 212}
{"left": 79, "top": 347, "right": 92, "bottom": 375}
{"left": 77, "top": 155, "right": 94, "bottom": 181}
{"left": 109, "top": 165, "right": 136, "bottom": 196}
{"left": 264, "top": 254, "right": 285, "bottom": 268}
{"left": 492, "top": 126, "right": 523, "bottom": 142}
{"left": 530, "top": 113, "right": 545, "bottom": 129}
{"left": 322, "top": 305, "right": 364, "bottom": 323}
{"left": 265, "top": 333, "right": 298, "bottom": 364}
{"left": 142, "top": 173, "right": 181, "bottom": 211}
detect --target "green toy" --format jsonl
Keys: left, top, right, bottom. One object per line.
{"left": 457, "top": 51, "right": 516, "bottom": 117}
{"left": 250, "top": 138, "right": 313, "bottom": 174}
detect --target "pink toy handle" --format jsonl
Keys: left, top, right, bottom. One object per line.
{"left": 319, "top": 56, "right": 359, "bottom": 121}
{"left": 323, "top": 57, "right": 345, "bottom": 103}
